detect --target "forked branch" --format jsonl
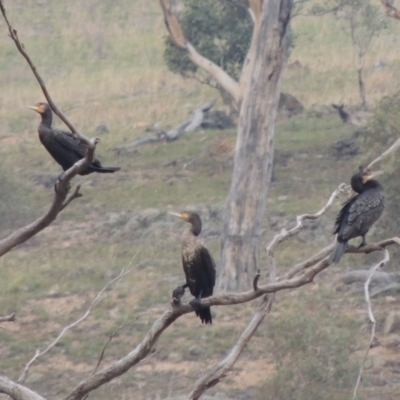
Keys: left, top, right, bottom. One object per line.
{"left": 0, "top": 140, "right": 98, "bottom": 258}
{"left": 18, "top": 268, "right": 134, "bottom": 385}
{"left": 353, "top": 249, "right": 390, "bottom": 400}
{"left": 188, "top": 294, "right": 274, "bottom": 400}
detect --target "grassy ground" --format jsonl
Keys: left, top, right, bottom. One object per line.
{"left": 1, "top": 1, "right": 400, "bottom": 399}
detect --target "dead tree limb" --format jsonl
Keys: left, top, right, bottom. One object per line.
{"left": 159, "top": 0, "right": 241, "bottom": 105}
{"left": 353, "top": 249, "right": 390, "bottom": 400}
{"left": 113, "top": 99, "right": 217, "bottom": 153}
{"left": 0, "top": 376, "right": 47, "bottom": 400}
{"left": 187, "top": 294, "right": 273, "bottom": 400}
{"left": 0, "top": 313, "right": 16, "bottom": 323}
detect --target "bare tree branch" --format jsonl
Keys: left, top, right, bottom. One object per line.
{"left": 60, "top": 185, "right": 83, "bottom": 211}
{"left": 238, "top": 0, "right": 262, "bottom": 100}
{"left": 159, "top": 0, "right": 241, "bottom": 104}
{"left": 366, "top": 136, "right": 400, "bottom": 170}
{"left": 248, "top": 0, "right": 262, "bottom": 24}
{"left": 0, "top": 140, "right": 98, "bottom": 258}
{"left": 267, "top": 184, "right": 346, "bottom": 258}
{"left": 18, "top": 268, "right": 134, "bottom": 385}
{"left": 0, "top": 0, "right": 91, "bottom": 146}
{"left": 0, "top": 376, "right": 47, "bottom": 400}
{"left": 158, "top": 0, "right": 186, "bottom": 48}
{"left": 353, "top": 249, "right": 390, "bottom": 400}
{"left": 0, "top": 313, "right": 16, "bottom": 323}
{"left": 187, "top": 294, "right": 274, "bottom": 400}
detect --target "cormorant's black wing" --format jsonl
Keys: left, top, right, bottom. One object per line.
{"left": 53, "top": 129, "right": 103, "bottom": 167}
{"left": 333, "top": 195, "right": 357, "bottom": 235}
{"left": 198, "top": 246, "right": 216, "bottom": 296}
{"left": 183, "top": 245, "right": 216, "bottom": 298}
{"left": 53, "top": 129, "right": 87, "bottom": 157}
{"left": 341, "top": 191, "right": 384, "bottom": 240}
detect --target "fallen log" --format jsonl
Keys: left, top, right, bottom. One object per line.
{"left": 113, "top": 99, "right": 218, "bottom": 155}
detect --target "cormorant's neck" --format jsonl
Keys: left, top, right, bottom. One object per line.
{"left": 39, "top": 109, "right": 53, "bottom": 128}
{"left": 191, "top": 220, "right": 202, "bottom": 236}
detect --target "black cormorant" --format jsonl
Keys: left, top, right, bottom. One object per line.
{"left": 29, "top": 102, "right": 120, "bottom": 175}
{"left": 330, "top": 168, "right": 384, "bottom": 264}
{"left": 169, "top": 211, "right": 216, "bottom": 324}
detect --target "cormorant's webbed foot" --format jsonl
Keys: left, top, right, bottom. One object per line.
{"left": 172, "top": 284, "right": 188, "bottom": 304}
{"left": 189, "top": 293, "right": 203, "bottom": 311}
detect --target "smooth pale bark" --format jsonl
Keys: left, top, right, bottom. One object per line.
{"left": 218, "top": 0, "right": 293, "bottom": 291}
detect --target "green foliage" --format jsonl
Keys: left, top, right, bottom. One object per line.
{"left": 258, "top": 295, "right": 359, "bottom": 400}
{"left": 163, "top": 0, "right": 252, "bottom": 83}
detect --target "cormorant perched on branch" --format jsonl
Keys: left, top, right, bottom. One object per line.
{"left": 169, "top": 211, "right": 216, "bottom": 324}
{"left": 29, "top": 102, "right": 120, "bottom": 175}
{"left": 330, "top": 167, "right": 384, "bottom": 264}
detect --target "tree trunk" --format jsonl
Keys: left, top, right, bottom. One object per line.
{"left": 218, "top": 0, "right": 293, "bottom": 292}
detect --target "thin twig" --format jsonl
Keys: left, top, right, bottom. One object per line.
{"left": 93, "top": 317, "right": 138, "bottom": 374}
{"left": 61, "top": 185, "right": 83, "bottom": 211}
{"left": 266, "top": 184, "right": 345, "bottom": 282}
{"left": 353, "top": 249, "right": 389, "bottom": 400}
{"left": 18, "top": 268, "right": 135, "bottom": 385}
{"left": 0, "top": 0, "right": 92, "bottom": 146}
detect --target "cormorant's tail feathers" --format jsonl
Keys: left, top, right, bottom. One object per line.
{"left": 90, "top": 166, "right": 121, "bottom": 173}
{"left": 196, "top": 307, "right": 212, "bottom": 325}
{"left": 330, "top": 241, "right": 347, "bottom": 264}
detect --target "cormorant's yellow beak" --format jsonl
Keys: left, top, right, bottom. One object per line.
{"left": 28, "top": 104, "right": 46, "bottom": 114}
{"left": 362, "top": 170, "right": 383, "bottom": 183}
{"left": 168, "top": 211, "right": 187, "bottom": 221}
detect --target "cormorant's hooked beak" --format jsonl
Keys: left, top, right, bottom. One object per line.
{"left": 369, "top": 170, "right": 383, "bottom": 179}
{"left": 28, "top": 105, "right": 40, "bottom": 113}
{"left": 363, "top": 170, "right": 383, "bottom": 183}
{"left": 168, "top": 211, "right": 186, "bottom": 221}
